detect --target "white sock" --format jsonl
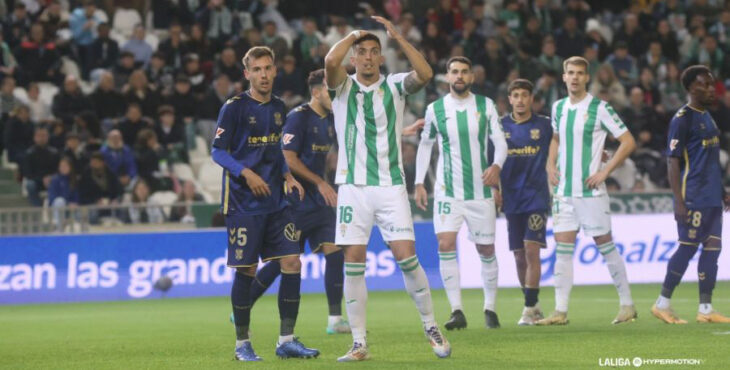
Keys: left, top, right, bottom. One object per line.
{"left": 699, "top": 303, "right": 713, "bottom": 314}
{"left": 438, "top": 251, "right": 462, "bottom": 312}
{"left": 398, "top": 255, "right": 437, "bottom": 327}
{"left": 480, "top": 254, "right": 498, "bottom": 312}
{"left": 554, "top": 243, "right": 575, "bottom": 313}
{"left": 278, "top": 334, "right": 294, "bottom": 344}
{"left": 599, "top": 242, "right": 634, "bottom": 306}
{"left": 235, "top": 339, "right": 249, "bottom": 348}
{"left": 344, "top": 262, "right": 368, "bottom": 344}
{"left": 328, "top": 315, "right": 342, "bottom": 327}
{"left": 656, "top": 295, "right": 671, "bottom": 310}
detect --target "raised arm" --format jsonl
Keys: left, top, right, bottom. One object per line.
{"left": 324, "top": 30, "right": 362, "bottom": 89}
{"left": 372, "top": 16, "right": 433, "bottom": 93}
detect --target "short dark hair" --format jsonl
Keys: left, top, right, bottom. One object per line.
{"left": 681, "top": 65, "right": 712, "bottom": 91}
{"left": 446, "top": 56, "right": 472, "bottom": 71}
{"left": 352, "top": 34, "right": 381, "bottom": 50}
{"left": 242, "top": 46, "right": 275, "bottom": 69}
{"left": 307, "top": 69, "right": 325, "bottom": 90}
{"left": 508, "top": 79, "right": 534, "bottom": 94}
{"left": 90, "top": 151, "right": 104, "bottom": 162}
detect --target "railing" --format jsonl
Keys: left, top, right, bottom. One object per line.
{"left": 0, "top": 201, "right": 212, "bottom": 236}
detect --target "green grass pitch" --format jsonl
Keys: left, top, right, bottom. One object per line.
{"left": 2, "top": 282, "right": 729, "bottom": 369}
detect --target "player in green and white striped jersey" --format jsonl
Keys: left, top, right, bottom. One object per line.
{"left": 414, "top": 56, "right": 507, "bottom": 330}
{"left": 537, "top": 56, "right": 638, "bottom": 326}
{"left": 325, "top": 16, "right": 450, "bottom": 362}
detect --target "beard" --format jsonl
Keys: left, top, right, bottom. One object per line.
{"left": 451, "top": 82, "right": 472, "bottom": 94}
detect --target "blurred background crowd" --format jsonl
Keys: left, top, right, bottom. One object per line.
{"left": 1, "top": 0, "right": 729, "bottom": 225}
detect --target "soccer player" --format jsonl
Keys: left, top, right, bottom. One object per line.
{"left": 325, "top": 17, "right": 450, "bottom": 361}
{"left": 651, "top": 65, "right": 730, "bottom": 324}
{"left": 211, "top": 46, "right": 319, "bottom": 361}
{"left": 245, "top": 69, "right": 352, "bottom": 335}
{"left": 538, "top": 56, "right": 637, "bottom": 325}
{"left": 414, "top": 56, "right": 507, "bottom": 330}
{"left": 498, "top": 79, "right": 551, "bottom": 325}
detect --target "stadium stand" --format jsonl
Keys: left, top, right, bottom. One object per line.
{"left": 0, "top": 0, "right": 729, "bottom": 231}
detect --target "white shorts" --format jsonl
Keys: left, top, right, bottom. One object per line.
{"left": 335, "top": 184, "right": 415, "bottom": 245}
{"left": 433, "top": 197, "right": 496, "bottom": 245}
{"left": 552, "top": 194, "right": 612, "bottom": 236}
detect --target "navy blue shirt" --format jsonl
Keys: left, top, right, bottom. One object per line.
{"left": 666, "top": 105, "right": 723, "bottom": 208}
{"left": 500, "top": 113, "right": 552, "bottom": 214}
{"left": 211, "top": 92, "right": 288, "bottom": 216}
{"left": 281, "top": 103, "right": 335, "bottom": 212}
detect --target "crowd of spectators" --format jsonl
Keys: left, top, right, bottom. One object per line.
{"left": 1, "top": 0, "right": 730, "bottom": 225}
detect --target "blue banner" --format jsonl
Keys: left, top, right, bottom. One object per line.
{"left": 0, "top": 224, "right": 441, "bottom": 305}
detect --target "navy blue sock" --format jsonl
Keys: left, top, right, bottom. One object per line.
{"left": 698, "top": 247, "right": 720, "bottom": 304}
{"left": 324, "top": 250, "right": 345, "bottom": 316}
{"left": 279, "top": 270, "right": 301, "bottom": 336}
{"left": 250, "top": 260, "right": 281, "bottom": 305}
{"left": 231, "top": 271, "right": 254, "bottom": 340}
{"left": 524, "top": 288, "right": 539, "bottom": 307}
{"left": 661, "top": 245, "right": 698, "bottom": 298}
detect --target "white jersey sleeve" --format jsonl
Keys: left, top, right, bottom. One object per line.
{"left": 415, "top": 104, "right": 437, "bottom": 185}
{"left": 597, "top": 101, "right": 628, "bottom": 138}
{"left": 486, "top": 98, "right": 507, "bottom": 167}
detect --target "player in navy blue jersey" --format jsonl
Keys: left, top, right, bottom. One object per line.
{"left": 210, "top": 46, "right": 319, "bottom": 361}
{"left": 247, "top": 69, "right": 351, "bottom": 335}
{"left": 652, "top": 65, "right": 730, "bottom": 324}
{"left": 498, "top": 79, "right": 551, "bottom": 325}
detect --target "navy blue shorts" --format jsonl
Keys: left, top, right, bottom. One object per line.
{"left": 293, "top": 206, "right": 336, "bottom": 253}
{"left": 505, "top": 211, "right": 548, "bottom": 251}
{"left": 677, "top": 207, "right": 723, "bottom": 246}
{"left": 225, "top": 207, "right": 301, "bottom": 267}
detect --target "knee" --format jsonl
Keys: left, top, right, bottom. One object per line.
{"left": 477, "top": 244, "right": 495, "bottom": 257}
{"left": 513, "top": 250, "right": 527, "bottom": 266}
{"left": 437, "top": 238, "right": 456, "bottom": 252}
{"left": 236, "top": 266, "right": 257, "bottom": 276}
{"left": 593, "top": 233, "right": 613, "bottom": 246}
{"left": 280, "top": 256, "right": 301, "bottom": 272}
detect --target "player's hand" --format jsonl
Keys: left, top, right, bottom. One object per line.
{"left": 349, "top": 30, "right": 369, "bottom": 40}
{"left": 414, "top": 184, "right": 428, "bottom": 211}
{"left": 493, "top": 188, "right": 503, "bottom": 210}
{"left": 285, "top": 174, "right": 305, "bottom": 201}
{"left": 402, "top": 118, "right": 425, "bottom": 136}
{"left": 585, "top": 170, "right": 608, "bottom": 189}
{"left": 547, "top": 165, "right": 559, "bottom": 186}
{"left": 241, "top": 169, "right": 271, "bottom": 197}
{"left": 317, "top": 180, "right": 338, "bottom": 207}
{"left": 674, "top": 201, "right": 688, "bottom": 224}
{"left": 482, "top": 164, "right": 501, "bottom": 186}
{"left": 723, "top": 194, "right": 730, "bottom": 212}
{"left": 372, "top": 16, "right": 400, "bottom": 39}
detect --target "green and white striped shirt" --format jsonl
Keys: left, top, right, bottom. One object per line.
{"left": 415, "top": 93, "right": 507, "bottom": 200}
{"left": 551, "top": 94, "right": 628, "bottom": 197}
{"left": 330, "top": 74, "right": 408, "bottom": 186}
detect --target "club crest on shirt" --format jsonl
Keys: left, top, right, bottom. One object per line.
{"left": 378, "top": 86, "right": 384, "bottom": 96}
{"left": 504, "top": 131, "right": 511, "bottom": 139}
{"left": 284, "top": 223, "right": 300, "bottom": 241}
{"left": 248, "top": 116, "right": 256, "bottom": 125}
{"left": 530, "top": 129, "right": 540, "bottom": 140}
{"left": 274, "top": 112, "right": 283, "bottom": 126}
{"left": 328, "top": 126, "right": 335, "bottom": 137}
{"left": 700, "top": 123, "right": 706, "bottom": 130}
{"left": 313, "top": 126, "right": 318, "bottom": 133}
{"left": 215, "top": 127, "right": 225, "bottom": 139}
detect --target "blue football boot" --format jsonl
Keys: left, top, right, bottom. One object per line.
{"left": 234, "top": 342, "right": 262, "bottom": 361}
{"left": 275, "top": 338, "right": 320, "bottom": 359}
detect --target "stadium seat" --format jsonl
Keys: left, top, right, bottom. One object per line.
{"left": 197, "top": 161, "right": 223, "bottom": 197}
{"left": 172, "top": 163, "right": 195, "bottom": 182}
{"left": 113, "top": 8, "right": 142, "bottom": 39}
{"left": 189, "top": 135, "right": 211, "bottom": 174}
{"left": 148, "top": 191, "right": 178, "bottom": 218}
